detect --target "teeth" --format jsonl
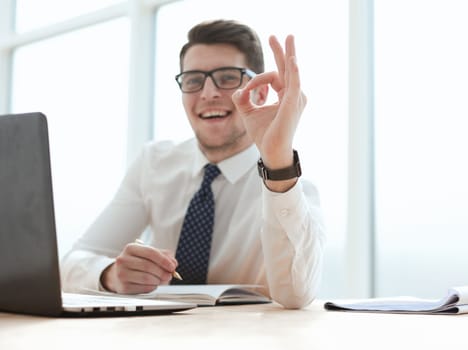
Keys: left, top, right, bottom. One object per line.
{"left": 201, "top": 110, "right": 228, "bottom": 119}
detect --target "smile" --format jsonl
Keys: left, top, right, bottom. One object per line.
{"left": 199, "top": 110, "right": 231, "bottom": 119}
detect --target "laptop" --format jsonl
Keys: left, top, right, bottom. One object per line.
{"left": 0, "top": 112, "right": 197, "bottom": 317}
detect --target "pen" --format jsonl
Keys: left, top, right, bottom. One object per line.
{"left": 134, "top": 238, "right": 183, "bottom": 281}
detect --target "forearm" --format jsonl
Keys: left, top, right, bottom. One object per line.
{"left": 60, "top": 187, "right": 149, "bottom": 292}
{"left": 260, "top": 180, "right": 325, "bottom": 309}
{"left": 60, "top": 249, "right": 115, "bottom": 292}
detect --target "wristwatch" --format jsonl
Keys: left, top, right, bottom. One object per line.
{"left": 257, "top": 150, "right": 302, "bottom": 181}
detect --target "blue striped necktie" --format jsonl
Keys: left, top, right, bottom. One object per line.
{"left": 173, "top": 164, "right": 220, "bottom": 284}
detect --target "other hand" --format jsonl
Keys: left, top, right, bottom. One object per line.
{"left": 100, "top": 242, "right": 178, "bottom": 294}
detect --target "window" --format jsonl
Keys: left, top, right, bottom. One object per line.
{"left": 15, "top": 0, "right": 124, "bottom": 33}
{"left": 4, "top": 0, "right": 352, "bottom": 298}
{"left": 374, "top": 0, "right": 468, "bottom": 297}
{"left": 11, "top": 18, "right": 130, "bottom": 257}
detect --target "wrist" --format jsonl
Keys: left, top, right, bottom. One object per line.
{"left": 100, "top": 263, "right": 116, "bottom": 292}
{"left": 263, "top": 177, "right": 298, "bottom": 193}
{"left": 257, "top": 149, "right": 302, "bottom": 181}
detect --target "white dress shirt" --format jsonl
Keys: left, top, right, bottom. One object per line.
{"left": 61, "top": 139, "right": 326, "bottom": 309}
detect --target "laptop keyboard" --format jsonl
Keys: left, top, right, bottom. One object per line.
{"left": 62, "top": 293, "right": 146, "bottom": 312}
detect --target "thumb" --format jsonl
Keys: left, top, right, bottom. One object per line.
{"left": 231, "top": 88, "right": 253, "bottom": 114}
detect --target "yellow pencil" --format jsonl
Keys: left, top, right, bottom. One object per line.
{"left": 134, "top": 239, "right": 183, "bottom": 281}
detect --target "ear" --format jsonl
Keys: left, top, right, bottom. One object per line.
{"left": 249, "top": 85, "right": 269, "bottom": 106}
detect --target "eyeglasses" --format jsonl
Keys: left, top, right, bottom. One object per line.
{"left": 175, "top": 66, "right": 256, "bottom": 93}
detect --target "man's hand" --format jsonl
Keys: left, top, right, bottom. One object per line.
{"left": 232, "top": 35, "right": 307, "bottom": 192}
{"left": 100, "top": 242, "right": 178, "bottom": 294}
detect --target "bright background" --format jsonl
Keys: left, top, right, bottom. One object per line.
{"left": 1, "top": 0, "right": 467, "bottom": 299}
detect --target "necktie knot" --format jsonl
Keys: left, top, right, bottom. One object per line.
{"left": 202, "top": 164, "right": 220, "bottom": 186}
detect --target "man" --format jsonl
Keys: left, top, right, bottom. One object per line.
{"left": 61, "top": 19, "right": 325, "bottom": 309}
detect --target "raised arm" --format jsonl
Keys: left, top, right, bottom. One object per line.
{"left": 232, "top": 35, "right": 307, "bottom": 193}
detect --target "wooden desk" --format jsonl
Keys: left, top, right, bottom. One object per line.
{"left": 1, "top": 300, "right": 467, "bottom": 349}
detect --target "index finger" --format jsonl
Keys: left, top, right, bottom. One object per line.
{"left": 128, "top": 243, "right": 177, "bottom": 273}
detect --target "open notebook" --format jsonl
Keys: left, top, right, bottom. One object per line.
{"left": 0, "top": 112, "right": 196, "bottom": 317}
{"left": 82, "top": 284, "right": 272, "bottom": 306}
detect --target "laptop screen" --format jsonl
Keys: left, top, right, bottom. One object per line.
{"left": 0, "top": 112, "right": 63, "bottom": 316}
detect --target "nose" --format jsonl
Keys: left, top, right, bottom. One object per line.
{"left": 200, "top": 75, "right": 221, "bottom": 99}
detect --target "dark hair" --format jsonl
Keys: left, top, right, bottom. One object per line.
{"left": 179, "top": 19, "right": 264, "bottom": 74}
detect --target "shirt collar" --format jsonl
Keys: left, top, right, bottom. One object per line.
{"left": 192, "top": 143, "right": 259, "bottom": 184}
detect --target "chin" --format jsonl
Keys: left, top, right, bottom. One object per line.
{"left": 197, "top": 132, "right": 249, "bottom": 155}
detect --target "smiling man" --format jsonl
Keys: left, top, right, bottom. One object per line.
{"left": 61, "top": 19, "right": 325, "bottom": 309}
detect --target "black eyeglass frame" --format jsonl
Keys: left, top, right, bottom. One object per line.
{"left": 175, "top": 66, "right": 256, "bottom": 93}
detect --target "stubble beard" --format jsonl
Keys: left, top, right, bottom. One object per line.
{"left": 196, "top": 128, "right": 249, "bottom": 156}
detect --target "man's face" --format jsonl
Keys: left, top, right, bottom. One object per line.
{"left": 180, "top": 43, "right": 253, "bottom": 158}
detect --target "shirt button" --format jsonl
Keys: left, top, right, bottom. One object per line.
{"left": 280, "top": 208, "right": 290, "bottom": 217}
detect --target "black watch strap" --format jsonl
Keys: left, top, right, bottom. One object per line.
{"left": 257, "top": 150, "right": 302, "bottom": 181}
